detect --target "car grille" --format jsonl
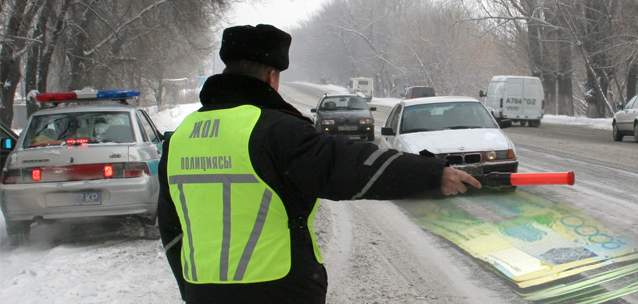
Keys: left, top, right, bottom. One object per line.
{"left": 465, "top": 154, "right": 482, "bottom": 164}
{"left": 445, "top": 155, "right": 463, "bottom": 165}
{"left": 444, "top": 153, "right": 482, "bottom": 165}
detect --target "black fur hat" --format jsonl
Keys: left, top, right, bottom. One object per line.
{"left": 219, "top": 24, "right": 292, "bottom": 71}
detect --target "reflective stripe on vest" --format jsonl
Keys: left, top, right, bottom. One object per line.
{"left": 167, "top": 105, "right": 300, "bottom": 284}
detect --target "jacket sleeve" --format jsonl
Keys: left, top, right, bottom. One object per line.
{"left": 257, "top": 111, "right": 448, "bottom": 201}
{"left": 157, "top": 138, "right": 186, "bottom": 300}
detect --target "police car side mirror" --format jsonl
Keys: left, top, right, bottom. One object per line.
{"left": 310, "top": 108, "right": 317, "bottom": 113}
{"left": 369, "top": 107, "right": 377, "bottom": 111}
{"left": 1, "top": 138, "right": 16, "bottom": 150}
{"left": 479, "top": 90, "right": 486, "bottom": 98}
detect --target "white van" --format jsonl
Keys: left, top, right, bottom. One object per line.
{"left": 479, "top": 76, "right": 545, "bottom": 127}
{"left": 348, "top": 77, "right": 374, "bottom": 102}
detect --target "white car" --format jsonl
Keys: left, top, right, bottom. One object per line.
{"left": 612, "top": 95, "right": 638, "bottom": 143}
{"left": 0, "top": 88, "right": 164, "bottom": 245}
{"left": 380, "top": 96, "right": 518, "bottom": 188}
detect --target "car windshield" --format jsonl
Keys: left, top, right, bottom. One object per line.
{"left": 401, "top": 102, "right": 498, "bottom": 133}
{"left": 320, "top": 96, "right": 368, "bottom": 110}
{"left": 23, "top": 112, "right": 134, "bottom": 148}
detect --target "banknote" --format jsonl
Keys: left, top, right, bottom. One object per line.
{"left": 398, "top": 190, "right": 638, "bottom": 288}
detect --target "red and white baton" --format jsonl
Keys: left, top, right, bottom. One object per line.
{"left": 472, "top": 172, "right": 575, "bottom": 187}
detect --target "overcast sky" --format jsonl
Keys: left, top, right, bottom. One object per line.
{"left": 205, "top": 0, "right": 328, "bottom": 75}
{"left": 226, "top": 0, "right": 328, "bottom": 31}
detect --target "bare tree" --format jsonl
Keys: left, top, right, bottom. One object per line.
{"left": 430, "top": 0, "right": 638, "bottom": 117}
{"left": 290, "top": 0, "right": 516, "bottom": 99}
{"left": 1, "top": 0, "right": 232, "bottom": 127}
{"left": 1, "top": 0, "right": 39, "bottom": 127}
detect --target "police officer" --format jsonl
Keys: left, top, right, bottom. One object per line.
{"left": 158, "top": 24, "right": 481, "bottom": 304}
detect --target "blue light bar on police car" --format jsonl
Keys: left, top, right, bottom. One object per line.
{"left": 36, "top": 87, "right": 141, "bottom": 102}
{"left": 97, "top": 89, "right": 140, "bottom": 99}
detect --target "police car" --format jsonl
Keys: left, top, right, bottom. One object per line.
{"left": 0, "top": 88, "right": 165, "bottom": 245}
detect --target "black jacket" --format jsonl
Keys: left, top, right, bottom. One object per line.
{"left": 158, "top": 74, "right": 447, "bottom": 303}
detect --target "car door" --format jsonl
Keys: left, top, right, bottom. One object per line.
{"left": 485, "top": 80, "right": 503, "bottom": 116}
{"left": 136, "top": 110, "right": 163, "bottom": 175}
{"left": 1, "top": 124, "right": 18, "bottom": 169}
{"left": 381, "top": 103, "right": 403, "bottom": 150}
{"left": 630, "top": 97, "right": 638, "bottom": 130}
{"left": 522, "top": 77, "right": 544, "bottom": 118}
{"left": 502, "top": 78, "right": 524, "bottom": 118}
{"left": 616, "top": 96, "right": 637, "bottom": 132}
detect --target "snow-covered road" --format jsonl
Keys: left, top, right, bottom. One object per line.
{"left": 2, "top": 83, "right": 636, "bottom": 304}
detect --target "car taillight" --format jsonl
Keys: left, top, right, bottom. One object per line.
{"left": 2, "top": 169, "right": 22, "bottom": 184}
{"left": 104, "top": 165, "right": 114, "bottom": 178}
{"left": 124, "top": 162, "right": 150, "bottom": 178}
{"left": 1, "top": 162, "right": 150, "bottom": 184}
{"left": 500, "top": 98, "right": 503, "bottom": 108}
{"left": 32, "top": 169, "right": 42, "bottom": 181}
{"left": 31, "top": 164, "right": 107, "bottom": 182}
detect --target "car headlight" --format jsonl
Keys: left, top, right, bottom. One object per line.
{"left": 487, "top": 150, "right": 516, "bottom": 160}
{"left": 359, "top": 118, "right": 373, "bottom": 124}
{"left": 321, "top": 120, "right": 335, "bottom": 125}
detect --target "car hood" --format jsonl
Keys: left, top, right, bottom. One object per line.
{"left": 319, "top": 109, "right": 372, "bottom": 120}
{"left": 400, "top": 129, "right": 511, "bottom": 154}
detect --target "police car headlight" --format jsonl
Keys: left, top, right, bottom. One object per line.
{"left": 359, "top": 118, "right": 373, "bottom": 124}
{"left": 322, "top": 120, "right": 335, "bottom": 125}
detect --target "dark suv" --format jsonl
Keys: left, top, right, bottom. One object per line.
{"left": 311, "top": 94, "right": 377, "bottom": 141}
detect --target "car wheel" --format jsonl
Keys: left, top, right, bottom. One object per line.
{"left": 612, "top": 121, "right": 623, "bottom": 141}
{"left": 634, "top": 123, "right": 638, "bottom": 143}
{"left": 519, "top": 121, "right": 527, "bottom": 126}
{"left": 6, "top": 220, "right": 31, "bottom": 246}
{"left": 367, "top": 130, "right": 375, "bottom": 141}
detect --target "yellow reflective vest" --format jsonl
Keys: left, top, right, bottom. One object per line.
{"left": 167, "top": 105, "right": 321, "bottom": 284}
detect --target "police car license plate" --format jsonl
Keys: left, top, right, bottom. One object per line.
{"left": 338, "top": 126, "right": 357, "bottom": 131}
{"left": 76, "top": 192, "right": 101, "bottom": 204}
{"left": 46, "top": 191, "right": 101, "bottom": 207}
